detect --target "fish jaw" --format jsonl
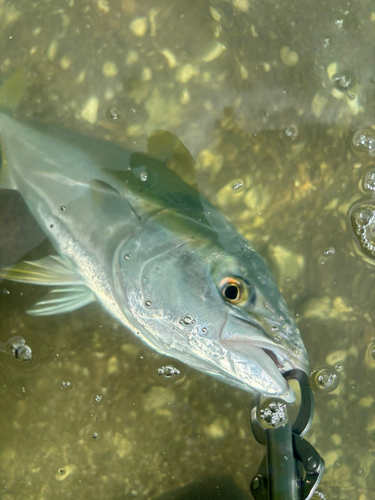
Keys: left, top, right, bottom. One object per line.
{"left": 215, "top": 313, "right": 309, "bottom": 401}
{"left": 184, "top": 333, "right": 297, "bottom": 403}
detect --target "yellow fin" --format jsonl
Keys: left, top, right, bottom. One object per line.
{"left": 0, "top": 68, "right": 26, "bottom": 112}
{"left": 0, "top": 255, "right": 82, "bottom": 285}
{"left": 147, "top": 130, "right": 198, "bottom": 189}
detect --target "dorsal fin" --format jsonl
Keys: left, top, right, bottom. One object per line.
{"left": 89, "top": 178, "right": 140, "bottom": 219}
{"left": 147, "top": 130, "right": 198, "bottom": 190}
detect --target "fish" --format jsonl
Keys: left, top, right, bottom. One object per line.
{"left": 0, "top": 112, "right": 308, "bottom": 402}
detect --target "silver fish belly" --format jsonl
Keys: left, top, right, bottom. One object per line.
{"left": 0, "top": 113, "right": 309, "bottom": 402}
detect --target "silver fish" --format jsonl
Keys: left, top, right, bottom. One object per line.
{"left": 0, "top": 113, "right": 308, "bottom": 402}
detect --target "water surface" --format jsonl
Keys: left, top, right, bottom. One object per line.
{"left": 1, "top": 1, "right": 375, "bottom": 499}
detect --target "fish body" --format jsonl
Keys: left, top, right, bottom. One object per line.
{"left": 0, "top": 113, "right": 308, "bottom": 401}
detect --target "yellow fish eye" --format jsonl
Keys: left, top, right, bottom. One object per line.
{"left": 220, "top": 277, "right": 248, "bottom": 305}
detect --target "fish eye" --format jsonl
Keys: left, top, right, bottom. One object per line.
{"left": 220, "top": 277, "right": 248, "bottom": 305}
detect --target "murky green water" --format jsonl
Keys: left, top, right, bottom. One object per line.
{"left": 1, "top": 0, "right": 375, "bottom": 499}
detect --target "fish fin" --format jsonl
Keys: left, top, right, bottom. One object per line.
{"left": 0, "top": 189, "right": 46, "bottom": 267}
{"left": 147, "top": 130, "right": 198, "bottom": 189}
{"left": 0, "top": 166, "right": 16, "bottom": 190}
{"left": 90, "top": 179, "right": 120, "bottom": 195}
{"left": 0, "top": 70, "right": 27, "bottom": 189}
{"left": 27, "top": 285, "right": 96, "bottom": 316}
{"left": 90, "top": 178, "right": 141, "bottom": 219}
{"left": 0, "top": 255, "right": 82, "bottom": 285}
{"left": 0, "top": 69, "right": 26, "bottom": 113}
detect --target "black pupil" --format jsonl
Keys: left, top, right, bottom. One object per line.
{"left": 224, "top": 284, "right": 239, "bottom": 301}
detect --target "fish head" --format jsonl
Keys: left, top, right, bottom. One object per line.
{"left": 114, "top": 210, "right": 308, "bottom": 402}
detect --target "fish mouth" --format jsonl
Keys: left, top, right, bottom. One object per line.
{"left": 221, "top": 313, "right": 309, "bottom": 375}
{"left": 223, "top": 335, "right": 309, "bottom": 375}
{"left": 218, "top": 313, "right": 309, "bottom": 401}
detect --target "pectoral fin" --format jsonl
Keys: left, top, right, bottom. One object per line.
{"left": 27, "top": 285, "right": 96, "bottom": 316}
{"left": 0, "top": 255, "right": 82, "bottom": 285}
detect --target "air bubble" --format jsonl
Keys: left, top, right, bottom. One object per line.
{"left": 181, "top": 314, "right": 193, "bottom": 325}
{"left": 332, "top": 72, "right": 356, "bottom": 92}
{"left": 50, "top": 224, "right": 54, "bottom": 229}
{"left": 55, "top": 465, "right": 72, "bottom": 481}
{"left": 139, "top": 172, "right": 148, "bottom": 182}
{"left": 153, "top": 359, "right": 185, "bottom": 386}
{"left": 202, "top": 327, "right": 208, "bottom": 334}
{"left": 349, "top": 203, "right": 375, "bottom": 258}
{"left": 10, "top": 338, "right": 32, "bottom": 363}
{"left": 61, "top": 205, "right": 66, "bottom": 211}
{"left": 13, "top": 344, "right": 32, "bottom": 362}
{"left": 124, "top": 253, "right": 132, "bottom": 260}
{"left": 362, "top": 168, "right": 375, "bottom": 192}
{"left": 232, "top": 180, "right": 244, "bottom": 192}
{"left": 324, "top": 247, "right": 336, "bottom": 256}
{"left": 351, "top": 129, "right": 375, "bottom": 156}
{"left": 145, "top": 300, "right": 152, "bottom": 307}
{"left": 105, "top": 106, "right": 123, "bottom": 121}
{"left": 365, "top": 340, "right": 375, "bottom": 369}
{"left": 92, "top": 432, "right": 99, "bottom": 439}
{"left": 354, "top": 207, "right": 374, "bottom": 227}
{"left": 157, "top": 365, "right": 181, "bottom": 377}
{"left": 285, "top": 125, "right": 298, "bottom": 139}
{"left": 313, "top": 367, "right": 340, "bottom": 393}
{"left": 61, "top": 381, "right": 73, "bottom": 391}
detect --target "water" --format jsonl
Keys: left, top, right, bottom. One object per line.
{"left": 0, "top": 0, "right": 375, "bottom": 499}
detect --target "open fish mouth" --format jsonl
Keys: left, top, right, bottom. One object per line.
{"left": 220, "top": 312, "right": 309, "bottom": 375}
{"left": 256, "top": 338, "right": 309, "bottom": 374}
{"left": 224, "top": 336, "right": 309, "bottom": 374}
{"left": 216, "top": 312, "right": 309, "bottom": 402}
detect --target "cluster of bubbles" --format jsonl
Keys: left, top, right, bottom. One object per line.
{"left": 61, "top": 380, "right": 73, "bottom": 391}
{"left": 347, "top": 124, "right": 375, "bottom": 260}
{"left": 157, "top": 365, "right": 181, "bottom": 378}
{"left": 260, "top": 402, "right": 286, "bottom": 427}
{"left": 155, "top": 361, "right": 186, "bottom": 387}
{"left": 350, "top": 204, "right": 375, "bottom": 256}
{"left": 363, "top": 169, "right": 375, "bottom": 192}
{"left": 351, "top": 129, "right": 375, "bottom": 157}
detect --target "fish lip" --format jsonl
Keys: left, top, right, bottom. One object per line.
{"left": 221, "top": 313, "right": 309, "bottom": 375}
{"left": 224, "top": 335, "right": 309, "bottom": 375}
{"left": 216, "top": 340, "right": 297, "bottom": 403}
